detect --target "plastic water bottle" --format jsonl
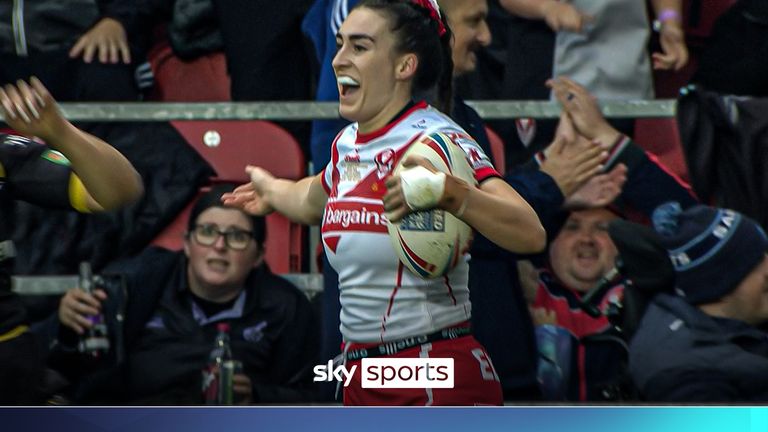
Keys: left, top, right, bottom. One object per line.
{"left": 202, "top": 322, "right": 234, "bottom": 404}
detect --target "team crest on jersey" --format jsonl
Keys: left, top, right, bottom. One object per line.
{"left": 342, "top": 151, "right": 364, "bottom": 182}
{"left": 374, "top": 148, "right": 396, "bottom": 179}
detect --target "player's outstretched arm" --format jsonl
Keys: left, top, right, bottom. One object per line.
{"left": 222, "top": 167, "right": 328, "bottom": 226}
{"left": 0, "top": 77, "right": 143, "bottom": 211}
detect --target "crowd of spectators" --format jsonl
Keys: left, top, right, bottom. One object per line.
{"left": 1, "top": 0, "right": 766, "bottom": 405}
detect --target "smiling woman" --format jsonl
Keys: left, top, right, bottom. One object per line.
{"left": 51, "top": 184, "right": 320, "bottom": 404}
{"left": 332, "top": 0, "right": 453, "bottom": 132}
{"left": 222, "top": 0, "right": 545, "bottom": 406}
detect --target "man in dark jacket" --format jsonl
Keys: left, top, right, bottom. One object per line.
{"left": 52, "top": 185, "right": 320, "bottom": 404}
{"left": 520, "top": 78, "right": 698, "bottom": 401}
{"left": 630, "top": 203, "right": 768, "bottom": 402}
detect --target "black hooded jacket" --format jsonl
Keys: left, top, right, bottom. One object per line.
{"left": 50, "top": 247, "right": 320, "bottom": 404}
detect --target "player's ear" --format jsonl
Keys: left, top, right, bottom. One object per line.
{"left": 395, "top": 53, "right": 418, "bottom": 81}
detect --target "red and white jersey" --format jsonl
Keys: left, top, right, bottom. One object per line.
{"left": 320, "top": 102, "right": 499, "bottom": 343}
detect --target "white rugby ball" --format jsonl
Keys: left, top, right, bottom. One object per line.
{"left": 387, "top": 132, "right": 477, "bottom": 279}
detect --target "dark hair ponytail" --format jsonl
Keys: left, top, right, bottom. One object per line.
{"left": 356, "top": 0, "right": 454, "bottom": 113}
{"left": 435, "top": 12, "right": 454, "bottom": 114}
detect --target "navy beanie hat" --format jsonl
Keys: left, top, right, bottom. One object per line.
{"left": 652, "top": 202, "right": 768, "bottom": 304}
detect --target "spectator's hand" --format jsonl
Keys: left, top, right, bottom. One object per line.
{"left": 69, "top": 17, "right": 131, "bottom": 64}
{"left": 221, "top": 166, "right": 277, "bottom": 216}
{"left": 58, "top": 287, "right": 108, "bottom": 335}
{"left": 541, "top": 1, "right": 591, "bottom": 32}
{"left": 540, "top": 113, "right": 607, "bottom": 197}
{"left": 564, "top": 163, "right": 627, "bottom": 210}
{"left": 0, "top": 77, "right": 68, "bottom": 142}
{"left": 653, "top": 22, "right": 688, "bottom": 71}
{"left": 232, "top": 373, "right": 253, "bottom": 405}
{"left": 529, "top": 306, "right": 558, "bottom": 326}
{"left": 547, "top": 76, "right": 620, "bottom": 149}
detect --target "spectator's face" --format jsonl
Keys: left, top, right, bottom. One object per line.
{"left": 443, "top": 0, "right": 491, "bottom": 76}
{"left": 333, "top": 7, "right": 412, "bottom": 131}
{"left": 549, "top": 209, "right": 619, "bottom": 292}
{"left": 723, "top": 254, "right": 768, "bottom": 326}
{"left": 185, "top": 207, "right": 262, "bottom": 296}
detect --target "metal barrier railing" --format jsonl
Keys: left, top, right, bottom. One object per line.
{"left": 12, "top": 273, "right": 325, "bottom": 300}
{"left": 36, "top": 99, "right": 678, "bottom": 122}
{"left": 9, "top": 98, "right": 677, "bottom": 298}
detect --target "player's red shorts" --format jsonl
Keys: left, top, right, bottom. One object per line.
{"left": 342, "top": 334, "right": 503, "bottom": 406}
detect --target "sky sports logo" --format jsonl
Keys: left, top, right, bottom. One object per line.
{"left": 313, "top": 358, "right": 454, "bottom": 388}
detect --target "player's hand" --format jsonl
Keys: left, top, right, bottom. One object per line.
{"left": 653, "top": 22, "right": 688, "bottom": 71}
{"left": 69, "top": 18, "right": 131, "bottom": 64}
{"left": 384, "top": 155, "right": 471, "bottom": 223}
{"left": 384, "top": 156, "right": 438, "bottom": 222}
{"left": 547, "top": 76, "right": 619, "bottom": 148}
{"left": 0, "top": 77, "right": 69, "bottom": 142}
{"left": 58, "top": 287, "right": 108, "bottom": 335}
{"left": 541, "top": 1, "right": 591, "bottom": 32}
{"left": 221, "top": 166, "right": 276, "bottom": 216}
{"left": 232, "top": 374, "right": 253, "bottom": 405}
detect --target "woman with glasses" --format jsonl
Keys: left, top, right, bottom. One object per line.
{"left": 50, "top": 184, "right": 320, "bottom": 404}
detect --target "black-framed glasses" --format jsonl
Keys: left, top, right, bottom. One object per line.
{"left": 191, "top": 224, "right": 255, "bottom": 251}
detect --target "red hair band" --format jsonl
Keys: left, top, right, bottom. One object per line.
{"left": 411, "top": 0, "right": 446, "bottom": 36}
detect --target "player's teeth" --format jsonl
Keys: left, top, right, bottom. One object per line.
{"left": 338, "top": 76, "right": 360, "bottom": 87}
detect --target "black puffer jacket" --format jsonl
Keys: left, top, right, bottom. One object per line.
{"left": 0, "top": 0, "right": 135, "bottom": 55}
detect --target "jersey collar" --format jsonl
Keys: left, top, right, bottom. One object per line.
{"left": 355, "top": 101, "right": 427, "bottom": 144}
